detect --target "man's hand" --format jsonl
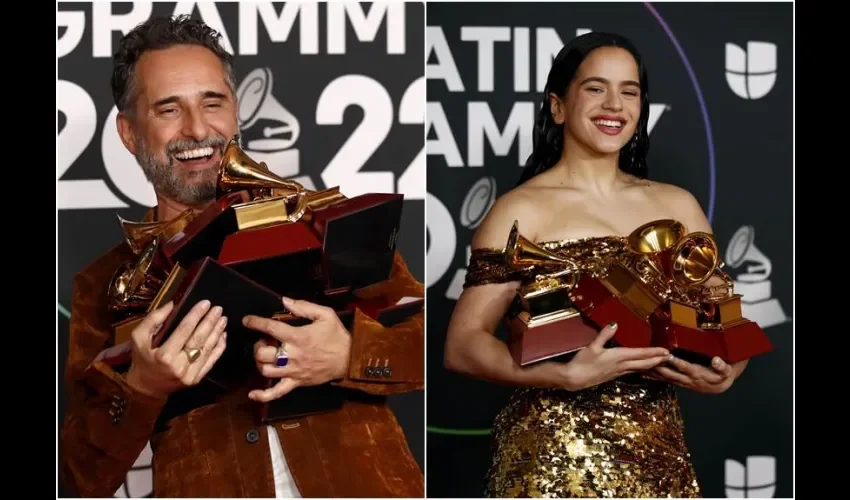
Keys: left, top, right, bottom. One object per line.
{"left": 126, "top": 300, "right": 228, "bottom": 398}
{"left": 645, "top": 355, "right": 743, "bottom": 394}
{"left": 242, "top": 297, "right": 352, "bottom": 402}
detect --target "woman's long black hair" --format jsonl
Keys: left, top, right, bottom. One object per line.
{"left": 516, "top": 32, "right": 651, "bottom": 186}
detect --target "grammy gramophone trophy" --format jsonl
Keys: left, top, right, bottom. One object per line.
{"left": 501, "top": 219, "right": 774, "bottom": 366}
{"left": 104, "top": 135, "right": 411, "bottom": 422}
{"left": 499, "top": 220, "right": 661, "bottom": 358}
{"left": 107, "top": 237, "right": 173, "bottom": 345}
{"left": 568, "top": 219, "right": 774, "bottom": 364}
{"left": 158, "top": 136, "right": 403, "bottom": 299}
{"left": 502, "top": 221, "right": 598, "bottom": 366}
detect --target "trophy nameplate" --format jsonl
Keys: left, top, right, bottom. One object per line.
{"left": 567, "top": 266, "right": 659, "bottom": 348}
{"left": 231, "top": 195, "right": 290, "bottom": 230}
{"left": 161, "top": 192, "right": 244, "bottom": 267}
{"left": 310, "top": 193, "right": 404, "bottom": 293}
{"left": 152, "top": 256, "right": 284, "bottom": 390}
{"left": 505, "top": 286, "right": 599, "bottom": 366}
{"left": 259, "top": 309, "right": 355, "bottom": 423}
{"left": 649, "top": 294, "right": 774, "bottom": 364}
{"left": 217, "top": 221, "right": 325, "bottom": 300}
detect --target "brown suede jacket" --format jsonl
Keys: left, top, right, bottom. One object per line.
{"left": 59, "top": 210, "right": 425, "bottom": 498}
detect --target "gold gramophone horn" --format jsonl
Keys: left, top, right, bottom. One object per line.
{"left": 670, "top": 231, "right": 720, "bottom": 286}
{"left": 504, "top": 221, "right": 581, "bottom": 293}
{"left": 504, "top": 220, "right": 572, "bottom": 269}
{"left": 108, "top": 239, "right": 165, "bottom": 312}
{"left": 627, "top": 219, "right": 687, "bottom": 278}
{"left": 217, "top": 136, "right": 305, "bottom": 197}
{"left": 116, "top": 208, "right": 194, "bottom": 255}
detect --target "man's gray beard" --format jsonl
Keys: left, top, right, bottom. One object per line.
{"left": 134, "top": 137, "right": 220, "bottom": 206}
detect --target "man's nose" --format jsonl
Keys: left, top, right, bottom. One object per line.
{"left": 181, "top": 108, "right": 211, "bottom": 141}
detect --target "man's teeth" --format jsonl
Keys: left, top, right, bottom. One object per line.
{"left": 175, "top": 147, "right": 214, "bottom": 160}
{"left": 593, "top": 119, "right": 623, "bottom": 128}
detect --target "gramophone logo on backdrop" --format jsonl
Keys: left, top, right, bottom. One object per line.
{"left": 235, "top": 67, "right": 315, "bottom": 190}
{"left": 427, "top": 176, "right": 497, "bottom": 299}
{"left": 725, "top": 41, "right": 777, "bottom": 100}
{"left": 724, "top": 225, "right": 789, "bottom": 328}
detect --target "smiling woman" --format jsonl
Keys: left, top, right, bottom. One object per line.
{"left": 515, "top": 33, "right": 651, "bottom": 189}
{"left": 440, "top": 31, "right": 740, "bottom": 498}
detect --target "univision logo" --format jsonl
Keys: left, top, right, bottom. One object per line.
{"left": 725, "top": 455, "right": 776, "bottom": 497}
{"left": 725, "top": 41, "right": 777, "bottom": 100}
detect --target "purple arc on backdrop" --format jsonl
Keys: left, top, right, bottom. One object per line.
{"left": 644, "top": 2, "right": 716, "bottom": 224}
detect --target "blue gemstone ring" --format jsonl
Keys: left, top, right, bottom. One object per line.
{"left": 275, "top": 344, "right": 290, "bottom": 367}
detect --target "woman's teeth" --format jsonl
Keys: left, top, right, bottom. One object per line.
{"left": 593, "top": 119, "right": 623, "bottom": 128}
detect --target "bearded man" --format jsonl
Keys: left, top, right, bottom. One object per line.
{"left": 59, "top": 15, "right": 424, "bottom": 498}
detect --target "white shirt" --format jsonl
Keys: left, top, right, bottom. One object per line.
{"left": 114, "top": 428, "right": 301, "bottom": 498}
{"left": 267, "top": 425, "right": 301, "bottom": 497}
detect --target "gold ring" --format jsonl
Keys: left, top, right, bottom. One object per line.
{"left": 184, "top": 346, "right": 201, "bottom": 363}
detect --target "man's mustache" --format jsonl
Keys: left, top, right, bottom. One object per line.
{"left": 165, "top": 136, "right": 227, "bottom": 156}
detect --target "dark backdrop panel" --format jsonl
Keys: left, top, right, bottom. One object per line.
{"left": 57, "top": 2, "right": 424, "bottom": 497}
{"left": 425, "top": 2, "right": 792, "bottom": 498}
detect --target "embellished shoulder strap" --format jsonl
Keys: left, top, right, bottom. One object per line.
{"left": 464, "top": 248, "right": 530, "bottom": 288}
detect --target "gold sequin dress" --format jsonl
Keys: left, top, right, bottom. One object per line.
{"left": 465, "top": 236, "right": 702, "bottom": 498}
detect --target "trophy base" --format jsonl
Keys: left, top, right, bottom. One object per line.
{"left": 260, "top": 384, "right": 345, "bottom": 424}
{"left": 649, "top": 313, "right": 774, "bottom": 364}
{"left": 311, "top": 193, "right": 404, "bottom": 293}
{"left": 162, "top": 193, "right": 243, "bottom": 267}
{"left": 505, "top": 307, "right": 598, "bottom": 366}
{"left": 352, "top": 295, "right": 425, "bottom": 325}
{"left": 217, "top": 221, "right": 325, "bottom": 300}
{"left": 568, "top": 274, "right": 654, "bottom": 348}
{"left": 152, "top": 257, "right": 284, "bottom": 390}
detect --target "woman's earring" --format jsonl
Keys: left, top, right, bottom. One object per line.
{"left": 629, "top": 131, "right": 639, "bottom": 168}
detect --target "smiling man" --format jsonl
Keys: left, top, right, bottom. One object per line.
{"left": 59, "top": 15, "right": 425, "bottom": 498}
{"left": 113, "top": 27, "right": 237, "bottom": 221}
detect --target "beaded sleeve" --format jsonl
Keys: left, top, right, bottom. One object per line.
{"left": 463, "top": 236, "right": 629, "bottom": 289}
{"left": 463, "top": 249, "right": 531, "bottom": 288}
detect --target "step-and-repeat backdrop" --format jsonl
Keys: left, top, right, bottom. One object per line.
{"left": 426, "top": 2, "right": 792, "bottom": 498}
{"left": 57, "top": 2, "right": 424, "bottom": 497}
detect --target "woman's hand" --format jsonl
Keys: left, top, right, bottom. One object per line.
{"left": 644, "top": 355, "right": 741, "bottom": 394}
{"left": 558, "top": 322, "right": 672, "bottom": 391}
